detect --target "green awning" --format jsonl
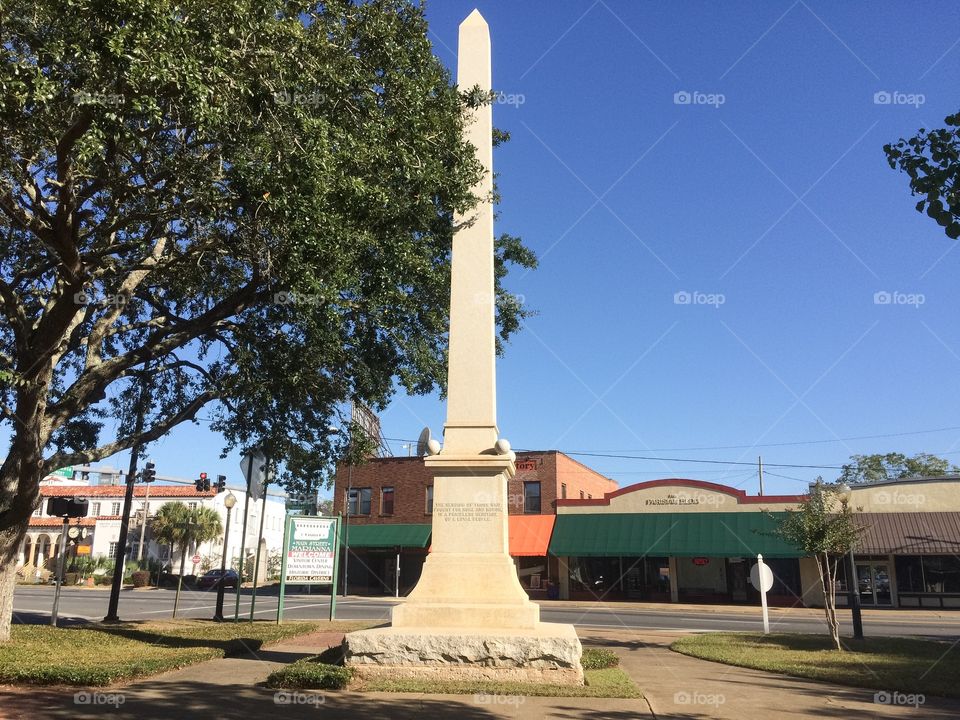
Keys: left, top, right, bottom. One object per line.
{"left": 549, "top": 513, "right": 802, "bottom": 558}
{"left": 342, "top": 523, "right": 431, "bottom": 549}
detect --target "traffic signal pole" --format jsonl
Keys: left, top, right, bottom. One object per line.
{"left": 104, "top": 373, "right": 149, "bottom": 622}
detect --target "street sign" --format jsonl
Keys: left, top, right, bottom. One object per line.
{"left": 192, "top": 554, "right": 201, "bottom": 565}
{"left": 277, "top": 515, "right": 341, "bottom": 625}
{"left": 283, "top": 516, "right": 337, "bottom": 583}
{"left": 52, "top": 467, "right": 73, "bottom": 478}
{"left": 750, "top": 561, "right": 774, "bottom": 592}
{"left": 751, "top": 554, "right": 774, "bottom": 634}
{"left": 240, "top": 450, "right": 268, "bottom": 501}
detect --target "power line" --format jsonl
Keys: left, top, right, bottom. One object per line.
{"left": 556, "top": 451, "right": 844, "bottom": 470}
{"left": 555, "top": 425, "right": 960, "bottom": 453}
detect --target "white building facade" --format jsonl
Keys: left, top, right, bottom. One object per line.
{"left": 19, "top": 469, "right": 287, "bottom": 580}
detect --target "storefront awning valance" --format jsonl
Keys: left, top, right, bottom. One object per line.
{"left": 342, "top": 523, "right": 431, "bottom": 549}
{"left": 509, "top": 515, "right": 555, "bottom": 557}
{"left": 548, "top": 512, "right": 802, "bottom": 558}
{"left": 854, "top": 512, "right": 960, "bottom": 555}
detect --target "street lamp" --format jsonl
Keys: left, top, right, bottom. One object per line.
{"left": 214, "top": 492, "right": 237, "bottom": 621}
{"left": 837, "top": 482, "right": 864, "bottom": 640}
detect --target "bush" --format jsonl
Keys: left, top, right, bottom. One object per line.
{"left": 581, "top": 648, "right": 619, "bottom": 670}
{"left": 131, "top": 571, "right": 151, "bottom": 588}
{"left": 265, "top": 658, "right": 353, "bottom": 690}
{"left": 94, "top": 574, "right": 113, "bottom": 586}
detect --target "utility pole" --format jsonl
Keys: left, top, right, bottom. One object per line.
{"left": 758, "top": 456, "right": 765, "bottom": 496}
{"left": 137, "top": 481, "right": 152, "bottom": 562}
{"left": 104, "top": 372, "right": 149, "bottom": 622}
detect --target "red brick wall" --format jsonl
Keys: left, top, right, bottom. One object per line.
{"left": 334, "top": 451, "right": 619, "bottom": 523}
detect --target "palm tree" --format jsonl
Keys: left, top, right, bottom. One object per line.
{"left": 151, "top": 503, "right": 223, "bottom": 617}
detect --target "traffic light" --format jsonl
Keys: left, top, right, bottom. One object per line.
{"left": 215, "top": 474, "right": 226, "bottom": 493}
{"left": 142, "top": 461, "right": 156, "bottom": 483}
{"left": 196, "top": 472, "right": 210, "bottom": 492}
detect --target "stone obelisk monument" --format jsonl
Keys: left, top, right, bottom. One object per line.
{"left": 343, "top": 9, "right": 582, "bottom": 683}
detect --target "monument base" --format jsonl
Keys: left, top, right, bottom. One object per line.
{"left": 343, "top": 623, "right": 584, "bottom": 685}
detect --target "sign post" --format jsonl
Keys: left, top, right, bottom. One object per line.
{"left": 750, "top": 553, "right": 774, "bottom": 634}
{"left": 277, "top": 515, "right": 340, "bottom": 624}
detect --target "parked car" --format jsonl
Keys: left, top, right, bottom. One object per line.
{"left": 196, "top": 569, "right": 239, "bottom": 590}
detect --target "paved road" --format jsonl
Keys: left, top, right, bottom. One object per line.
{"left": 14, "top": 586, "right": 960, "bottom": 637}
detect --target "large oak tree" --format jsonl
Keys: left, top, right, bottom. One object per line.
{"left": 0, "top": 0, "right": 535, "bottom": 639}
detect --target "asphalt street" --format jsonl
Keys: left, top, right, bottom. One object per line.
{"left": 13, "top": 585, "right": 960, "bottom": 638}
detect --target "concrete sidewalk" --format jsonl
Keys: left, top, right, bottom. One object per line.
{"left": 5, "top": 628, "right": 960, "bottom": 719}
{"left": 1, "top": 630, "right": 650, "bottom": 720}
{"left": 580, "top": 628, "right": 960, "bottom": 719}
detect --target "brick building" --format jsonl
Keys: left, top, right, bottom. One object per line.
{"left": 333, "top": 451, "right": 617, "bottom": 596}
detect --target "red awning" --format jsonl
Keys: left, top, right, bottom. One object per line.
{"left": 509, "top": 515, "right": 555, "bottom": 557}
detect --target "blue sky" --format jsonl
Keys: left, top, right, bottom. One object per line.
{"left": 46, "top": 1, "right": 960, "bottom": 498}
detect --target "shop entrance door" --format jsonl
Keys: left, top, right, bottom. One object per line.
{"left": 856, "top": 562, "right": 892, "bottom": 606}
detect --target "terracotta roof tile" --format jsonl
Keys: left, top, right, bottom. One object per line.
{"left": 40, "top": 485, "right": 215, "bottom": 498}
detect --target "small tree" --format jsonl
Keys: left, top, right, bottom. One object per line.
{"left": 151, "top": 503, "right": 222, "bottom": 615}
{"left": 771, "top": 479, "right": 862, "bottom": 650}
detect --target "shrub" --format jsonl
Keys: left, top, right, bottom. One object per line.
{"left": 581, "top": 648, "right": 619, "bottom": 670}
{"left": 95, "top": 574, "right": 113, "bottom": 586}
{"left": 131, "top": 571, "right": 151, "bottom": 588}
{"left": 265, "top": 658, "right": 352, "bottom": 690}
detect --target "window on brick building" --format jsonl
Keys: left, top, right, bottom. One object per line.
{"left": 561, "top": 483, "right": 567, "bottom": 499}
{"left": 524, "top": 481, "right": 541, "bottom": 514}
{"left": 425, "top": 486, "right": 433, "bottom": 514}
{"left": 381, "top": 487, "right": 395, "bottom": 515}
{"left": 348, "top": 488, "right": 372, "bottom": 515}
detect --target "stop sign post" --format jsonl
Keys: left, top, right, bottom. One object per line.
{"left": 192, "top": 554, "right": 201, "bottom": 565}
{"left": 750, "top": 554, "right": 774, "bottom": 634}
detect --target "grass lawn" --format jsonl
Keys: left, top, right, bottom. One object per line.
{"left": 0, "top": 620, "right": 363, "bottom": 686}
{"left": 672, "top": 632, "right": 960, "bottom": 699}
{"left": 266, "top": 645, "right": 641, "bottom": 698}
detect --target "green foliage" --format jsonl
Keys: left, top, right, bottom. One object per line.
{"left": 130, "top": 570, "right": 150, "bottom": 587}
{"left": 0, "top": 0, "right": 536, "bottom": 547}
{"left": 357, "top": 669, "right": 641, "bottom": 698}
{"left": 150, "top": 503, "right": 222, "bottom": 569}
{"left": 580, "top": 647, "right": 619, "bottom": 670}
{"left": 265, "top": 658, "right": 353, "bottom": 690}
{"left": 839, "top": 452, "right": 958, "bottom": 485}
{"left": 0, "top": 621, "right": 323, "bottom": 685}
{"left": 884, "top": 111, "right": 960, "bottom": 240}
{"left": 771, "top": 479, "right": 861, "bottom": 557}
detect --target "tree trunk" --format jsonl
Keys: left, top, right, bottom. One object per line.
{"left": 815, "top": 552, "right": 842, "bottom": 651}
{"left": 0, "top": 524, "right": 26, "bottom": 642}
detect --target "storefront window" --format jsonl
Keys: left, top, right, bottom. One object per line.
{"left": 923, "top": 556, "right": 960, "bottom": 593}
{"left": 895, "top": 556, "right": 924, "bottom": 593}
